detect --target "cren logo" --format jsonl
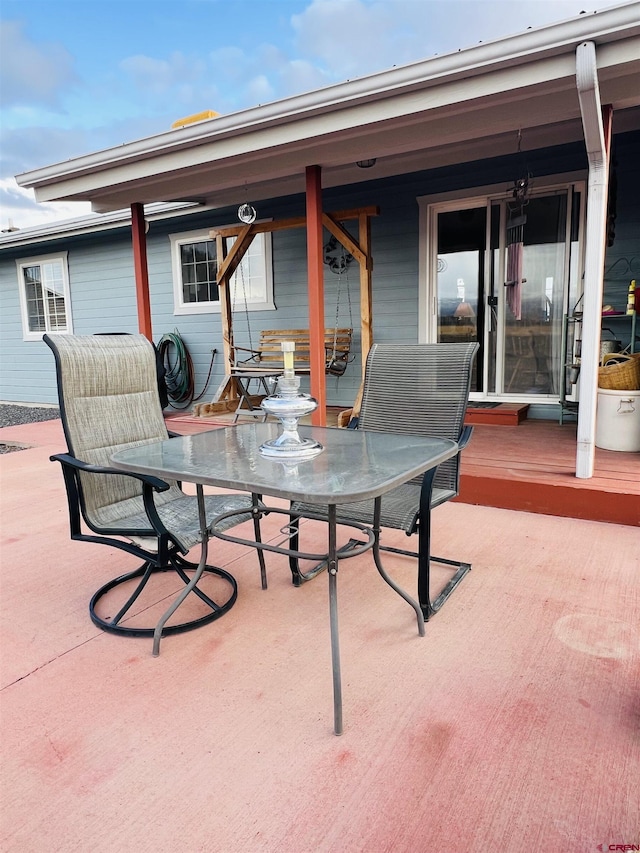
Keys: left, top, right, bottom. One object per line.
{"left": 598, "top": 846, "right": 640, "bottom": 852}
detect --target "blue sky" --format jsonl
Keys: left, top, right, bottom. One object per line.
{"left": 0, "top": 0, "right": 626, "bottom": 228}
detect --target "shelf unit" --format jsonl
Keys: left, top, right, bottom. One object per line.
{"left": 601, "top": 311, "right": 637, "bottom": 354}
{"left": 559, "top": 310, "right": 637, "bottom": 425}
{"left": 560, "top": 312, "right": 581, "bottom": 424}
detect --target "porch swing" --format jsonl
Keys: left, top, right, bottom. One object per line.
{"left": 324, "top": 234, "right": 356, "bottom": 377}
{"left": 230, "top": 233, "right": 355, "bottom": 377}
{"left": 193, "top": 205, "right": 378, "bottom": 418}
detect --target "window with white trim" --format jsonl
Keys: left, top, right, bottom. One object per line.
{"left": 170, "top": 228, "right": 274, "bottom": 315}
{"left": 17, "top": 253, "right": 73, "bottom": 340}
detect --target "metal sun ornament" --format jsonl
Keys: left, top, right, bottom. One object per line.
{"left": 323, "top": 235, "right": 354, "bottom": 274}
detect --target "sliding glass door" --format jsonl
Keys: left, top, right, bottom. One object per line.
{"left": 429, "top": 183, "right": 583, "bottom": 400}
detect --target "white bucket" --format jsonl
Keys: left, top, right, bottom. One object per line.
{"left": 595, "top": 389, "right": 640, "bottom": 452}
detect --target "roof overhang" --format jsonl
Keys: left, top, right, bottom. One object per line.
{"left": 16, "top": 2, "right": 640, "bottom": 214}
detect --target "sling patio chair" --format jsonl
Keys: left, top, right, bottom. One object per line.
{"left": 288, "top": 342, "right": 479, "bottom": 620}
{"left": 44, "top": 333, "right": 266, "bottom": 653}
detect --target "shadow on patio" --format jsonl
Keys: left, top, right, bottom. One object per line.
{"left": 1, "top": 417, "right": 638, "bottom": 852}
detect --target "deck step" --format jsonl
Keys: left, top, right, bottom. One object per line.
{"left": 457, "top": 471, "right": 638, "bottom": 526}
{"left": 465, "top": 403, "right": 529, "bottom": 426}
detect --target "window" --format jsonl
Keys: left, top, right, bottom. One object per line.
{"left": 17, "top": 253, "right": 72, "bottom": 340}
{"left": 170, "top": 228, "right": 274, "bottom": 315}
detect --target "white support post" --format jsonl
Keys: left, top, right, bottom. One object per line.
{"left": 575, "top": 41, "right": 611, "bottom": 479}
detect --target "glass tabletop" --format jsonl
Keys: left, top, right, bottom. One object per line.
{"left": 111, "top": 423, "right": 457, "bottom": 505}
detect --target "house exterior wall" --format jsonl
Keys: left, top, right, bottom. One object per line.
{"left": 2, "top": 132, "right": 638, "bottom": 409}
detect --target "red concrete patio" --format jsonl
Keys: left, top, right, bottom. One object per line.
{"left": 1, "top": 416, "right": 638, "bottom": 852}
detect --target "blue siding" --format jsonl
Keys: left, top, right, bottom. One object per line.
{"left": 0, "top": 252, "right": 59, "bottom": 403}
{"left": 2, "top": 134, "right": 638, "bottom": 408}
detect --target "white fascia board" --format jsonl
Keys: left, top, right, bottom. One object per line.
{"left": 29, "top": 53, "right": 580, "bottom": 207}
{"left": 16, "top": 3, "right": 640, "bottom": 198}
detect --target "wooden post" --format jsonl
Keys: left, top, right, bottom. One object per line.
{"left": 131, "top": 203, "right": 152, "bottom": 340}
{"left": 306, "top": 166, "right": 326, "bottom": 425}
{"left": 359, "top": 212, "right": 374, "bottom": 380}
{"left": 216, "top": 233, "right": 234, "bottom": 374}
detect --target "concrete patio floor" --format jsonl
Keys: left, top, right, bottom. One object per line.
{"left": 0, "top": 418, "right": 638, "bottom": 852}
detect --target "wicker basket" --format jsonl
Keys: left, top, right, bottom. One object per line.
{"left": 598, "top": 352, "right": 640, "bottom": 390}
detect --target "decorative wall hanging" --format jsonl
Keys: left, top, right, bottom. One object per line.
{"left": 238, "top": 203, "right": 257, "bottom": 224}
{"left": 323, "top": 234, "right": 354, "bottom": 273}
{"left": 505, "top": 130, "right": 532, "bottom": 321}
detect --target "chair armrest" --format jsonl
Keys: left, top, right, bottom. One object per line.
{"left": 233, "top": 344, "right": 262, "bottom": 355}
{"left": 50, "top": 453, "right": 171, "bottom": 492}
{"left": 458, "top": 425, "right": 473, "bottom": 451}
{"left": 233, "top": 345, "right": 263, "bottom": 364}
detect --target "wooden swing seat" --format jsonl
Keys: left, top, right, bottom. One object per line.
{"left": 234, "top": 328, "right": 353, "bottom": 374}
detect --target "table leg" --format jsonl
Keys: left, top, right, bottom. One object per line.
{"left": 152, "top": 484, "right": 209, "bottom": 656}
{"left": 328, "top": 504, "right": 343, "bottom": 735}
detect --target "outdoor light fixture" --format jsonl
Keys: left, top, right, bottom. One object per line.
{"left": 454, "top": 302, "right": 475, "bottom": 319}
{"left": 356, "top": 159, "right": 377, "bottom": 169}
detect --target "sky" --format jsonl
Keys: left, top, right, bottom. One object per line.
{"left": 0, "top": 0, "right": 628, "bottom": 230}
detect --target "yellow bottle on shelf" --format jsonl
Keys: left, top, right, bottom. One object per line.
{"left": 627, "top": 280, "right": 636, "bottom": 315}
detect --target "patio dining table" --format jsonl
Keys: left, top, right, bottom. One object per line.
{"left": 111, "top": 422, "right": 458, "bottom": 734}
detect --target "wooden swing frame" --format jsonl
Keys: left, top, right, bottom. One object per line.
{"left": 199, "top": 205, "right": 379, "bottom": 418}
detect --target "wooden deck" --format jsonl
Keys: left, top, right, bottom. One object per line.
{"left": 458, "top": 420, "right": 640, "bottom": 527}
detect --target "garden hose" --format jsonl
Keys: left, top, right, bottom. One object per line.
{"left": 157, "top": 331, "right": 216, "bottom": 409}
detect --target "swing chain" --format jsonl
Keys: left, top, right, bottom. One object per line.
{"left": 235, "top": 239, "right": 254, "bottom": 353}
{"left": 322, "top": 235, "right": 354, "bottom": 374}
{"left": 331, "top": 251, "right": 354, "bottom": 362}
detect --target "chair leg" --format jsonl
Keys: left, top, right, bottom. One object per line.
{"left": 90, "top": 561, "right": 156, "bottom": 632}
{"left": 89, "top": 556, "right": 237, "bottom": 639}
{"left": 376, "top": 543, "right": 471, "bottom": 620}
{"left": 415, "top": 468, "right": 470, "bottom": 619}
{"left": 416, "top": 496, "right": 471, "bottom": 620}
{"left": 426, "top": 555, "right": 472, "bottom": 617}
{"left": 288, "top": 514, "right": 330, "bottom": 586}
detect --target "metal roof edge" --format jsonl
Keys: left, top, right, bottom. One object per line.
{"left": 16, "top": 2, "right": 640, "bottom": 191}
{"left": 0, "top": 202, "right": 206, "bottom": 250}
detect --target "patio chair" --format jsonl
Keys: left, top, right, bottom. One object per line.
{"left": 288, "top": 342, "right": 479, "bottom": 620}
{"left": 44, "top": 333, "right": 266, "bottom": 647}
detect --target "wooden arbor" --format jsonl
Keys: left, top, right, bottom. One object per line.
{"left": 198, "top": 205, "right": 378, "bottom": 417}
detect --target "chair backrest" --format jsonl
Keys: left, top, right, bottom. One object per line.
{"left": 44, "top": 334, "right": 170, "bottom": 524}
{"left": 358, "top": 343, "right": 479, "bottom": 492}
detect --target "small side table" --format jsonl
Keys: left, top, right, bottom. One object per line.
{"left": 230, "top": 370, "right": 280, "bottom": 422}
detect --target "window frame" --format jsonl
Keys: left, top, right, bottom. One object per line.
{"left": 170, "top": 227, "right": 275, "bottom": 316}
{"left": 16, "top": 252, "right": 73, "bottom": 341}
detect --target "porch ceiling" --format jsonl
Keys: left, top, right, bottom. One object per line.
{"left": 15, "top": 7, "right": 640, "bottom": 214}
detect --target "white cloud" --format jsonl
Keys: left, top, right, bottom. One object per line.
{"left": 278, "top": 59, "right": 332, "bottom": 98}
{"left": 291, "top": 0, "right": 628, "bottom": 80}
{"left": 245, "top": 74, "right": 276, "bottom": 105}
{"left": 119, "top": 51, "right": 207, "bottom": 101}
{"left": 292, "top": 0, "right": 397, "bottom": 78}
{"left": 2, "top": 0, "right": 627, "bottom": 229}
{"left": 0, "top": 20, "right": 78, "bottom": 109}
{"left": 0, "top": 177, "right": 91, "bottom": 231}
